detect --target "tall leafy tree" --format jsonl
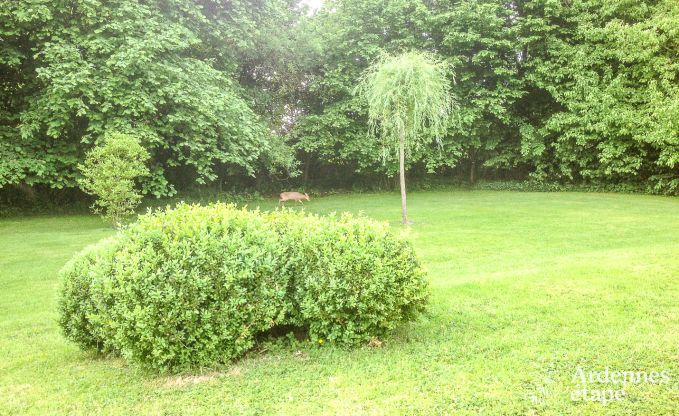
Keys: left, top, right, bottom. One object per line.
{"left": 290, "top": 0, "right": 526, "bottom": 186}
{"left": 358, "top": 52, "right": 453, "bottom": 223}
{"left": 516, "top": 0, "right": 679, "bottom": 191}
{"left": 290, "top": 0, "right": 442, "bottom": 186}
{"left": 0, "top": 0, "right": 299, "bottom": 196}
{"left": 430, "top": 0, "right": 525, "bottom": 183}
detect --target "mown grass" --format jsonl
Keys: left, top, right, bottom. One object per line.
{"left": 1, "top": 190, "right": 678, "bottom": 415}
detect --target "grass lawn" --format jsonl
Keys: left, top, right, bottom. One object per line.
{"left": 1, "top": 190, "right": 678, "bottom": 415}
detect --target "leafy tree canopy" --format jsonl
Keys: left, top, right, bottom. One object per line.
{"left": 0, "top": 0, "right": 300, "bottom": 196}
{"left": 1, "top": 0, "right": 678, "bottom": 198}
{"left": 357, "top": 51, "right": 453, "bottom": 223}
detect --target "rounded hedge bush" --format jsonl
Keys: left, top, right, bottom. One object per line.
{"left": 59, "top": 203, "right": 428, "bottom": 371}
{"left": 268, "top": 211, "right": 428, "bottom": 345}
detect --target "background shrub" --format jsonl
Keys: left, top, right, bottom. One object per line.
{"left": 78, "top": 133, "right": 150, "bottom": 228}
{"left": 59, "top": 204, "right": 428, "bottom": 371}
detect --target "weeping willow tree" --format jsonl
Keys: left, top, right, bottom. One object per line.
{"left": 357, "top": 52, "right": 453, "bottom": 224}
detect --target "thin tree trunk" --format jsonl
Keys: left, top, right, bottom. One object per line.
{"left": 303, "top": 153, "right": 311, "bottom": 184}
{"left": 399, "top": 129, "right": 408, "bottom": 224}
{"left": 470, "top": 159, "right": 477, "bottom": 184}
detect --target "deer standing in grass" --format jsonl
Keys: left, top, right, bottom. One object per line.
{"left": 279, "top": 192, "right": 310, "bottom": 205}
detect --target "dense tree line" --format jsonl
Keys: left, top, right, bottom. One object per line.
{"left": 294, "top": 0, "right": 679, "bottom": 192}
{"left": 2, "top": 0, "right": 678, "bottom": 202}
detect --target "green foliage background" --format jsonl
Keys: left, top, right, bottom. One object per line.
{"left": 292, "top": 0, "right": 679, "bottom": 192}
{"left": 2, "top": 0, "right": 678, "bottom": 200}
{"left": 0, "top": 0, "right": 299, "bottom": 198}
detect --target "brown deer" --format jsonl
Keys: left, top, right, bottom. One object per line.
{"left": 279, "top": 192, "right": 310, "bottom": 205}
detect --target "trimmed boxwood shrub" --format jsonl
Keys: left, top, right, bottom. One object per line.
{"left": 268, "top": 211, "right": 428, "bottom": 345}
{"left": 59, "top": 203, "right": 428, "bottom": 371}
